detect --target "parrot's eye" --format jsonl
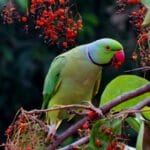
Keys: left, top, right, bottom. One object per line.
{"left": 105, "top": 46, "right": 111, "bottom": 51}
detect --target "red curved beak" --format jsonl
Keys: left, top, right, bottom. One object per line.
{"left": 112, "top": 49, "right": 125, "bottom": 68}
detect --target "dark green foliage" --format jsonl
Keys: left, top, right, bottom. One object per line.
{"left": 88, "top": 118, "right": 122, "bottom": 149}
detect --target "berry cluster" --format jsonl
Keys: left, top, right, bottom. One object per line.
{"left": 31, "top": 0, "right": 83, "bottom": 48}
{"left": 116, "top": 0, "right": 141, "bottom": 12}
{"left": 130, "top": 7, "right": 146, "bottom": 31}
{"left": 1, "top": 1, "right": 21, "bottom": 24}
{"left": 116, "top": 0, "right": 150, "bottom": 67}
{"left": 5, "top": 113, "right": 47, "bottom": 149}
{"left": 1, "top": 0, "right": 83, "bottom": 48}
{"left": 94, "top": 124, "right": 126, "bottom": 149}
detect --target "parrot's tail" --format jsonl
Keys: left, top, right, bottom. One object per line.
{"left": 56, "top": 120, "right": 62, "bottom": 129}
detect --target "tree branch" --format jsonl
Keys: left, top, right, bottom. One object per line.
{"left": 25, "top": 104, "right": 94, "bottom": 115}
{"left": 47, "top": 117, "right": 89, "bottom": 150}
{"left": 131, "top": 97, "right": 150, "bottom": 110}
{"left": 101, "top": 83, "right": 150, "bottom": 114}
{"left": 58, "top": 135, "right": 90, "bottom": 150}
{"left": 125, "top": 66, "right": 150, "bottom": 73}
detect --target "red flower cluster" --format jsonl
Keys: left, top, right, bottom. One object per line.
{"left": 1, "top": 0, "right": 83, "bottom": 48}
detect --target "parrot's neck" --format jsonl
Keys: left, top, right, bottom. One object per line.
{"left": 86, "top": 46, "right": 101, "bottom": 66}
{"left": 85, "top": 40, "right": 114, "bottom": 65}
{"left": 85, "top": 41, "right": 105, "bottom": 65}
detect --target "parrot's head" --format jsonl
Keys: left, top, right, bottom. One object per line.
{"left": 88, "top": 38, "right": 125, "bottom": 68}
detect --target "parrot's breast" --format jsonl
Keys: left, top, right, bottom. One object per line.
{"left": 49, "top": 49, "right": 102, "bottom": 106}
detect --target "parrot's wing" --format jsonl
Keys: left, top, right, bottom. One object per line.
{"left": 92, "top": 72, "right": 101, "bottom": 97}
{"left": 42, "top": 56, "right": 66, "bottom": 109}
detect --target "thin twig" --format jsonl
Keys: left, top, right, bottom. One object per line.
{"left": 58, "top": 135, "right": 90, "bottom": 150}
{"left": 27, "top": 114, "right": 49, "bottom": 133}
{"left": 124, "top": 66, "right": 150, "bottom": 73}
{"left": 111, "top": 98, "right": 150, "bottom": 117}
{"left": 24, "top": 104, "right": 94, "bottom": 115}
{"left": 47, "top": 117, "right": 89, "bottom": 150}
{"left": 131, "top": 97, "right": 150, "bottom": 110}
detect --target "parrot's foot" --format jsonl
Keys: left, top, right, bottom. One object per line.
{"left": 45, "top": 124, "right": 57, "bottom": 143}
{"left": 87, "top": 102, "right": 104, "bottom": 118}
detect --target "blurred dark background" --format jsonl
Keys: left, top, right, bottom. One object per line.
{"left": 0, "top": 0, "right": 147, "bottom": 145}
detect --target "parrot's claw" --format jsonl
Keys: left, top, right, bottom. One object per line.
{"left": 45, "top": 124, "right": 57, "bottom": 143}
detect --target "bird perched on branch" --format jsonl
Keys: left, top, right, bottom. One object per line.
{"left": 42, "top": 38, "right": 125, "bottom": 136}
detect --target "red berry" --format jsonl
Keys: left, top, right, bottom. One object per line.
{"left": 111, "top": 141, "right": 117, "bottom": 148}
{"left": 77, "top": 19, "right": 83, "bottom": 29}
{"left": 105, "top": 128, "right": 113, "bottom": 136}
{"left": 5, "top": 127, "right": 12, "bottom": 135}
{"left": 127, "top": 0, "right": 140, "bottom": 4}
{"left": 107, "top": 144, "right": 113, "bottom": 150}
{"left": 62, "top": 42, "right": 67, "bottom": 48}
{"left": 82, "top": 121, "right": 89, "bottom": 129}
{"left": 95, "top": 139, "right": 102, "bottom": 147}
{"left": 49, "top": 0, "right": 55, "bottom": 4}
{"left": 26, "top": 146, "right": 32, "bottom": 150}
{"left": 59, "top": 0, "right": 65, "bottom": 4}
{"left": 101, "top": 125, "right": 107, "bottom": 132}
{"left": 36, "top": 0, "right": 43, "bottom": 3}
{"left": 141, "top": 33, "right": 148, "bottom": 40}
{"left": 21, "top": 16, "right": 27, "bottom": 23}
{"left": 132, "top": 52, "right": 138, "bottom": 60}
{"left": 87, "top": 111, "right": 96, "bottom": 118}
{"left": 58, "top": 8, "right": 65, "bottom": 15}
{"left": 107, "top": 142, "right": 117, "bottom": 150}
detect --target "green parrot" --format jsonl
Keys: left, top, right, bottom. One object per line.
{"left": 42, "top": 38, "right": 125, "bottom": 131}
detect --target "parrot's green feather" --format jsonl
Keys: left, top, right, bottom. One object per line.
{"left": 42, "top": 56, "right": 66, "bottom": 109}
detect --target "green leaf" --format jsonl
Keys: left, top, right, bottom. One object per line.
{"left": 87, "top": 117, "right": 122, "bottom": 149}
{"left": 126, "top": 117, "right": 140, "bottom": 132}
{"left": 141, "top": 0, "right": 150, "bottom": 8}
{"left": 16, "top": 0, "right": 28, "bottom": 12}
{"left": 142, "top": 10, "right": 150, "bottom": 27}
{"left": 136, "top": 120, "right": 144, "bottom": 150}
{"left": 100, "top": 75, "right": 150, "bottom": 120}
{"left": 141, "top": 0, "right": 150, "bottom": 27}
